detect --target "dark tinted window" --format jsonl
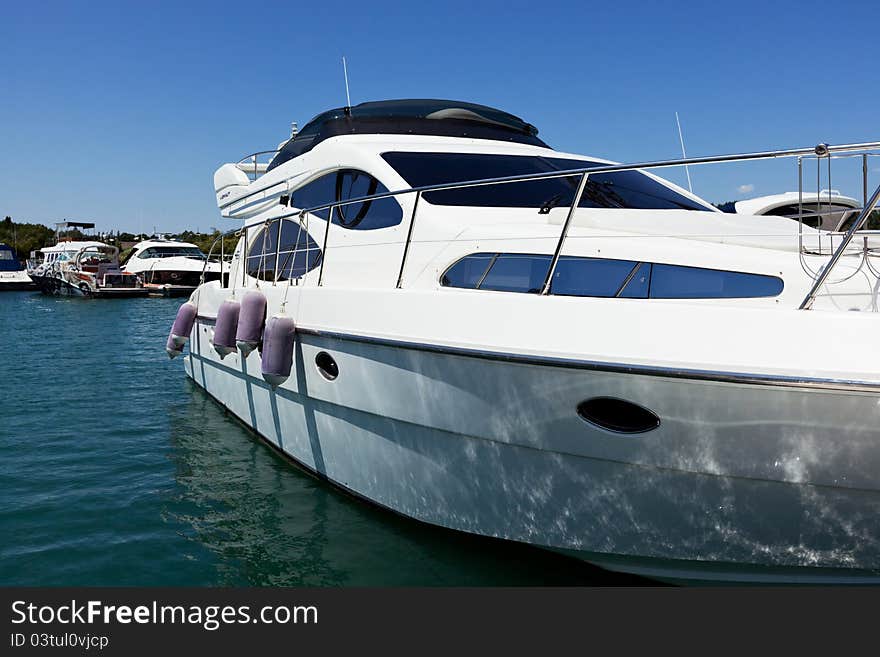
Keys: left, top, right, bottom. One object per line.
{"left": 139, "top": 246, "right": 205, "bottom": 259}
{"left": 290, "top": 169, "right": 402, "bottom": 229}
{"left": 478, "top": 254, "right": 551, "bottom": 293}
{"left": 766, "top": 202, "right": 860, "bottom": 231}
{"left": 247, "top": 220, "right": 322, "bottom": 281}
{"left": 440, "top": 253, "right": 495, "bottom": 288}
{"left": 382, "top": 152, "right": 711, "bottom": 211}
{"left": 649, "top": 264, "right": 783, "bottom": 299}
{"left": 618, "top": 262, "right": 651, "bottom": 298}
{"left": 441, "top": 253, "right": 783, "bottom": 298}
{"left": 551, "top": 257, "right": 637, "bottom": 297}
{"left": 290, "top": 174, "right": 335, "bottom": 220}
{"left": 335, "top": 170, "right": 403, "bottom": 229}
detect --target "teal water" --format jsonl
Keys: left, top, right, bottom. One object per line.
{"left": 0, "top": 292, "right": 642, "bottom": 585}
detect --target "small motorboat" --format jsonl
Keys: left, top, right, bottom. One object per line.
{"left": 0, "top": 243, "right": 34, "bottom": 290}
{"left": 29, "top": 242, "right": 149, "bottom": 297}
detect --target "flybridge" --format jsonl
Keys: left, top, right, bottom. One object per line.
{"left": 266, "top": 99, "right": 548, "bottom": 172}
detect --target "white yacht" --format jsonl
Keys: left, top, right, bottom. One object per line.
{"left": 0, "top": 243, "right": 34, "bottom": 290}
{"left": 29, "top": 241, "right": 148, "bottom": 297}
{"left": 122, "top": 238, "right": 224, "bottom": 296}
{"left": 170, "top": 99, "right": 880, "bottom": 583}
{"left": 725, "top": 190, "right": 863, "bottom": 232}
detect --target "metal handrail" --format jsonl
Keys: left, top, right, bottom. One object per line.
{"left": 221, "top": 140, "right": 880, "bottom": 218}
{"left": 235, "top": 150, "right": 279, "bottom": 166}
{"left": 235, "top": 150, "right": 280, "bottom": 181}
{"left": 205, "top": 140, "right": 880, "bottom": 305}
{"left": 248, "top": 140, "right": 880, "bottom": 221}
{"left": 799, "top": 181, "right": 880, "bottom": 309}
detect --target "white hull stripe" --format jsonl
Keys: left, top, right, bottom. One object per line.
{"left": 194, "top": 315, "right": 880, "bottom": 393}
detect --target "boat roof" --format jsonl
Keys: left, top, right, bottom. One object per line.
{"left": 132, "top": 239, "right": 201, "bottom": 250}
{"left": 734, "top": 191, "right": 861, "bottom": 215}
{"left": 40, "top": 240, "right": 107, "bottom": 253}
{"left": 267, "top": 99, "right": 547, "bottom": 172}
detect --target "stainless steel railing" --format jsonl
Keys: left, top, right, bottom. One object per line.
{"left": 235, "top": 150, "right": 280, "bottom": 182}
{"left": 204, "top": 140, "right": 880, "bottom": 309}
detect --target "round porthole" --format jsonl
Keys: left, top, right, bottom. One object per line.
{"left": 576, "top": 397, "right": 660, "bottom": 434}
{"left": 315, "top": 351, "right": 339, "bottom": 381}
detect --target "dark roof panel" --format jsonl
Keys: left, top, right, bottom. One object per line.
{"left": 267, "top": 99, "right": 547, "bottom": 172}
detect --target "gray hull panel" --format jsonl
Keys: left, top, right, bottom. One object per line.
{"left": 184, "top": 321, "right": 880, "bottom": 582}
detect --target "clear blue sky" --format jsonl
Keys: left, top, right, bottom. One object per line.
{"left": 2, "top": 0, "right": 878, "bottom": 233}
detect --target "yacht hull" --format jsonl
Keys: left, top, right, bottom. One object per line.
{"left": 30, "top": 274, "right": 149, "bottom": 297}
{"left": 184, "top": 317, "right": 880, "bottom": 584}
{"left": 0, "top": 275, "right": 35, "bottom": 291}
{"left": 145, "top": 283, "right": 199, "bottom": 297}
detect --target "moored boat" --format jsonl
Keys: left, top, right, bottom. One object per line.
{"left": 168, "top": 99, "right": 880, "bottom": 583}
{"left": 0, "top": 243, "right": 34, "bottom": 290}
{"left": 722, "top": 190, "right": 863, "bottom": 232}
{"left": 30, "top": 242, "right": 148, "bottom": 297}
{"left": 122, "top": 238, "right": 225, "bottom": 296}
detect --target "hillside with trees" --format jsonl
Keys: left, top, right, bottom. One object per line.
{"left": 0, "top": 217, "right": 54, "bottom": 261}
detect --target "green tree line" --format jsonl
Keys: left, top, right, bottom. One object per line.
{"left": 0, "top": 217, "right": 54, "bottom": 261}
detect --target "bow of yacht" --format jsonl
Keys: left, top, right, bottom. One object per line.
{"left": 171, "top": 99, "right": 880, "bottom": 583}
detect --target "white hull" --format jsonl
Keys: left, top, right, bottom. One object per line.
{"left": 184, "top": 308, "right": 880, "bottom": 583}
{"left": 0, "top": 269, "right": 34, "bottom": 290}
{"left": 192, "top": 104, "right": 880, "bottom": 583}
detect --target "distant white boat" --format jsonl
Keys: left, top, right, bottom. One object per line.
{"left": 0, "top": 243, "right": 33, "bottom": 290}
{"left": 122, "top": 238, "right": 224, "bottom": 296}
{"left": 728, "top": 190, "right": 862, "bottom": 232}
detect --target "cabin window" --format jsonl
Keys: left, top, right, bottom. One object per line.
{"left": 290, "top": 174, "right": 335, "bottom": 220}
{"left": 648, "top": 264, "right": 784, "bottom": 299}
{"left": 618, "top": 262, "right": 651, "bottom": 298}
{"left": 246, "top": 221, "right": 322, "bottom": 281}
{"left": 551, "top": 257, "right": 638, "bottom": 297}
{"left": 441, "top": 253, "right": 783, "bottom": 299}
{"left": 440, "top": 252, "right": 496, "bottom": 288}
{"left": 479, "top": 254, "right": 551, "bottom": 293}
{"left": 139, "top": 246, "right": 205, "bottom": 259}
{"left": 381, "top": 152, "right": 712, "bottom": 211}
{"left": 290, "top": 169, "right": 403, "bottom": 229}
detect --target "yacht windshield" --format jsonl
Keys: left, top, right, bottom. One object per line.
{"left": 381, "top": 152, "right": 713, "bottom": 211}
{"left": 140, "top": 246, "right": 206, "bottom": 259}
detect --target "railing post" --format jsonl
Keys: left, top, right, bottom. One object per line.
{"left": 220, "top": 232, "right": 225, "bottom": 288}
{"left": 242, "top": 226, "right": 248, "bottom": 289}
{"left": 318, "top": 206, "right": 334, "bottom": 287}
{"left": 797, "top": 157, "right": 804, "bottom": 253}
{"left": 273, "top": 218, "right": 282, "bottom": 285}
{"left": 800, "top": 180, "right": 880, "bottom": 309}
{"left": 541, "top": 173, "right": 590, "bottom": 295}
{"left": 396, "top": 191, "right": 421, "bottom": 289}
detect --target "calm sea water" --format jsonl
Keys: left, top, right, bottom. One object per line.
{"left": 0, "top": 291, "right": 644, "bottom": 586}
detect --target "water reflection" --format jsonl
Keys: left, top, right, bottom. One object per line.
{"left": 1, "top": 292, "right": 646, "bottom": 586}
{"left": 167, "top": 380, "right": 645, "bottom": 585}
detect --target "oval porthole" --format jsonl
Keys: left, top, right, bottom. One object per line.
{"left": 315, "top": 351, "right": 339, "bottom": 381}
{"left": 576, "top": 397, "right": 660, "bottom": 434}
